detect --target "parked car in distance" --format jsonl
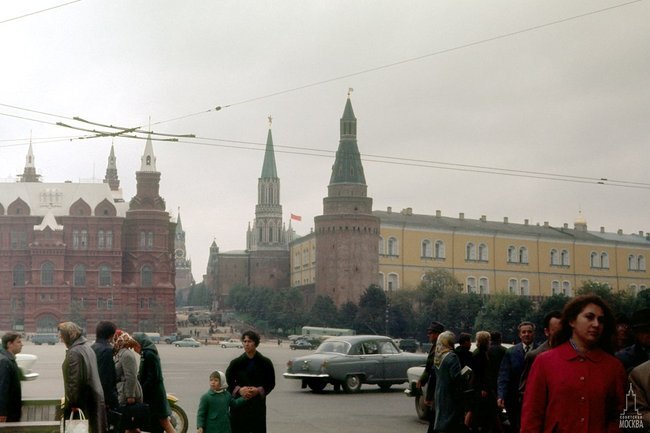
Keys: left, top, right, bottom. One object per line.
{"left": 31, "top": 333, "right": 58, "bottom": 345}
{"left": 16, "top": 353, "right": 39, "bottom": 381}
{"left": 289, "top": 339, "right": 314, "bottom": 350}
{"left": 220, "top": 338, "right": 243, "bottom": 348}
{"left": 173, "top": 337, "right": 201, "bottom": 348}
{"left": 284, "top": 335, "right": 427, "bottom": 393}
{"left": 163, "top": 334, "right": 190, "bottom": 344}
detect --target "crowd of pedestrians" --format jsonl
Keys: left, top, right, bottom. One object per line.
{"left": 0, "top": 323, "right": 274, "bottom": 433}
{"left": 419, "top": 296, "right": 650, "bottom": 433}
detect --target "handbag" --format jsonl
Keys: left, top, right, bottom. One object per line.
{"left": 64, "top": 409, "right": 89, "bottom": 433}
{"left": 118, "top": 403, "right": 150, "bottom": 430}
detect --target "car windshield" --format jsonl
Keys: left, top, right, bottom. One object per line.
{"left": 316, "top": 340, "right": 351, "bottom": 354}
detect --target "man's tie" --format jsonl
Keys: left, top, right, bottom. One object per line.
{"left": 524, "top": 345, "right": 530, "bottom": 354}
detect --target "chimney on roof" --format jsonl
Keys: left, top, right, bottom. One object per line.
{"left": 639, "top": 231, "right": 644, "bottom": 237}
{"left": 524, "top": 219, "right": 529, "bottom": 225}
{"left": 503, "top": 217, "right": 508, "bottom": 224}
{"left": 600, "top": 227, "right": 605, "bottom": 233}
{"left": 563, "top": 223, "right": 568, "bottom": 229}
{"left": 436, "top": 210, "right": 441, "bottom": 217}
{"left": 618, "top": 229, "right": 623, "bottom": 235}
{"left": 387, "top": 206, "right": 392, "bottom": 214}
{"left": 459, "top": 213, "right": 465, "bottom": 220}
{"left": 544, "top": 221, "right": 549, "bottom": 227}
{"left": 480, "top": 215, "right": 486, "bottom": 222}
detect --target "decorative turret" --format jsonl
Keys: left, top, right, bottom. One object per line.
{"left": 129, "top": 135, "right": 165, "bottom": 211}
{"left": 104, "top": 144, "right": 120, "bottom": 191}
{"left": 19, "top": 141, "right": 41, "bottom": 183}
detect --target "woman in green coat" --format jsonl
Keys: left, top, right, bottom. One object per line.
{"left": 133, "top": 334, "right": 175, "bottom": 433}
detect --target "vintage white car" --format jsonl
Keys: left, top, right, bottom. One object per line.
{"left": 16, "top": 353, "right": 39, "bottom": 381}
{"left": 220, "top": 338, "right": 243, "bottom": 348}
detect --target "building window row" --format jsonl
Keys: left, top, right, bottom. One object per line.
{"left": 379, "top": 237, "right": 399, "bottom": 257}
{"left": 590, "top": 251, "right": 610, "bottom": 269}
{"left": 629, "top": 284, "right": 648, "bottom": 295}
{"left": 628, "top": 255, "right": 647, "bottom": 271}
{"left": 507, "top": 246, "right": 529, "bottom": 264}
{"left": 139, "top": 231, "right": 154, "bottom": 250}
{"left": 466, "top": 276, "right": 489, "bottom": 294}
{"left": 550, "top": 249, "right": 570, "bottom": 267}
{"left": 97, "top": 230, "right": 113, "bottom": 249}
{"left": 551, "top": 280, "right": 572, "bottom": 296}
{"left": 72, "top": 230, "right": 88, "bottom": 250}
{"left": 466, "top": 243, "right": 489, "bottom": 262}
{"left": 421, "top": 239, "right": 446, "bottom": 259}
{"left": 378, "top": 272, "right": 399, "bottom": 290}
{"left": 508, "top": 278, "right": 530, "bottom": 296}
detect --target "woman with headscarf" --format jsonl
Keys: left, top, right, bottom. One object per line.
{"left": 58, "top": 321, "right": 107, "bottom": 433}
{"left": 432, "top": 330, "right": 464, "bottom": 433}
{"left": 132, "top": 334, "right": 175, "bottom": 433}
{"left": 113, "top": 330, "right": 144, "bottom": 433}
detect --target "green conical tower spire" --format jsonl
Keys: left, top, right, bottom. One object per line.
{"left": 261, "top": 128, "right": 278, "bottom": 178}
{"left": 329, "top": 96, "right": 366, "bottom": 185}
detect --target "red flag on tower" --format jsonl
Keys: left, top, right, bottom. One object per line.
{"left": 290, "top": 213, "right": 302, "bottom": 221}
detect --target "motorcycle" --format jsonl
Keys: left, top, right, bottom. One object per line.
{"left": 168, "top": 393, "right": 188, "bottom": 433}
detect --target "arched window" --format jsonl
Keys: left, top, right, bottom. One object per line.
{"left": 561, "top": 250, "right": 570, "bottom": 266}
{"left": 638, "top": 255, "right": 646, "bottom": 271}
{"left": 106, "top": 230, "right": 113, "bottom": 249}
{"left": 478, "top": 243, "right": 488, "bottom": 261}
{"left": 13, "top": 264, "right": 25, "bottom": 287}
{"left": 519, "top": 247, "right": 529, "bottom": 264}
{"left": 80, "top": 230, "right": 88, "bottom": 249}
{"left": 507, "top": 246, "right": 517, "bottom": 263}
{"left": 629, "top": 255, "right": 637, "bottom": 270}
{"left": 387, "top": 273, "right": 399, "bottom": 290}
{"left": 421, "top": 240, "right": 432, "bottom": 258}
{"left": 508, "top": 278, "right": 518, "bottom": 294}
{"left": 141, "top": 265, "right": 153, "bottom": 288}
{"left": 268, "top": 226, "right": 274, "bottom": 243}
{"left": 630, "top": 284, "right": 638, "bottom": 294}
{"left": 562, "top": 281, "right": 571, "bottom": 296}
{"left": 466, "top": 243, "right": 476, "bottom": 261}
{"left": 378, "top": 273, "right": 384, "bottom": 290}
{"left": 552, "top": 280, "right": 559, "bottom": 295}
{"left": 550, "top": 249, "right": 559, "bottom": 266}
{"left": 73, "top": 230, "right": 80, "bottom": 249}
{"left": 467, "top": 277, "right": 477, "bottom": 294}
{"left": 146, "top": 232, "right": 154, "bottom": 249}
{"left": 99, "top": 265, "right": 111, "bottom": 287}
{"left": 590, "top": 251, "right": 599, "bottom": 268}
{"left": 97, "top": 230, "right": 105, "bottom": 249}
{"left": 73, "top": 264, "right": 86, "bottom": 287}
{"left": 378, "top": 237, "right": 384, "bottom": 255}
{"left": 479, "top": 277, "right": 489, "bottom": 294}
{"left": 41, "top": 262, "right": 54, "bottom": 286}
{"left": 520, "top": 279, "right": 530, "bottom": 296}
{"left": 434, "top": 240, "right": 445, "bottom": 259}
{"left": 388, "top": 237, "right": 398, "bottom": 256}
{"left": 601, "top": 252, "right": 609, "bottom": 269}
{"left": 139, "top": 231, "right": 146, "bottom": 248}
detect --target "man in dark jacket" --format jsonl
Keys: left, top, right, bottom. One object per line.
{"left": 616, "top": 307, "right": 650, "bottom": 373}
{"left": 417, "top": 321, "right": 444, "bottom": 433}
{"left": 0, "top": 332, "right": 23, "bottom": 423}
{"left": 91, "top": 321, "right": 118, "bottom": 411}
{"left": 226, "top": 330, "right": 275, "bottom": 433}
{"left": 59, "top": 321, "right": 107, "bottom": 433}
{"left": 497, "top": 321, "right": 536, "bottom": 433}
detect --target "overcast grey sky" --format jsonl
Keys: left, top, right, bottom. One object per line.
{"left": 2, "top": 0, "right": 649, "bottom": 281}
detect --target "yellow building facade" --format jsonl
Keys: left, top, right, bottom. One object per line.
{"left": 376, "top": 208, "right": 649, "bottom": 296}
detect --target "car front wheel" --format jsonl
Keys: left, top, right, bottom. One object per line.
{"left": 342, "top": 374, "right": 362, "bottom": 393}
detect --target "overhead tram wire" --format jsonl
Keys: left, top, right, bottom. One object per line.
{"left": 0, "top": 0, "right": 82, "bottom": 25}
{"left": 146, "top": 0, "right": 647, "bottom": 127}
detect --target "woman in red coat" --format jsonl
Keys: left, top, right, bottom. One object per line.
{"left": 520, "top": 295, "right": 626, "bottom": 433}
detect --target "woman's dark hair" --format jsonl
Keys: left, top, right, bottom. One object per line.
{"left": 551, "top": 294, "right": 616, "bottom": 353}
{"left": 242, "top": 330, "right": 260, "bottom": 347}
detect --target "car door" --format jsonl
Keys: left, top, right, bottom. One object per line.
{"left": 379, "top": 340, "right": 404, "bottom": 380}
{"left": 357, "top": 340, "right": 381, "bottom": 381}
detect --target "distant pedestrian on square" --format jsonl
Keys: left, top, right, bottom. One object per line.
{"left": 0, "top": 332, "right": 23, "bottom": 423}
{"left": 226, "top": 330, "right": 275, "bottom": 433}
{"left": 197, "top": 370, "right": 246, "bottom": 433}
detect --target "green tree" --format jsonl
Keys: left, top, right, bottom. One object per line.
{"left": 338, "top": 302, "right": 358, "bottom": 329}
{"left": 474, "top": 293, "right": 534, "bottom": 343}
{"left": 355, "top": 285, "right": 387, "bottom": 334}
{"left": 308, "top": 295, "right": 338, "bottom": 327}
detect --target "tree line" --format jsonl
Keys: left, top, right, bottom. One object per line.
{"left": 194, "top": 270, "right": 650, "bottom": 343}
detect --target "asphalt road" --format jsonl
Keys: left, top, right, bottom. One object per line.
{"left": 21, "top": 341, "right": 429, "bottom": 433}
